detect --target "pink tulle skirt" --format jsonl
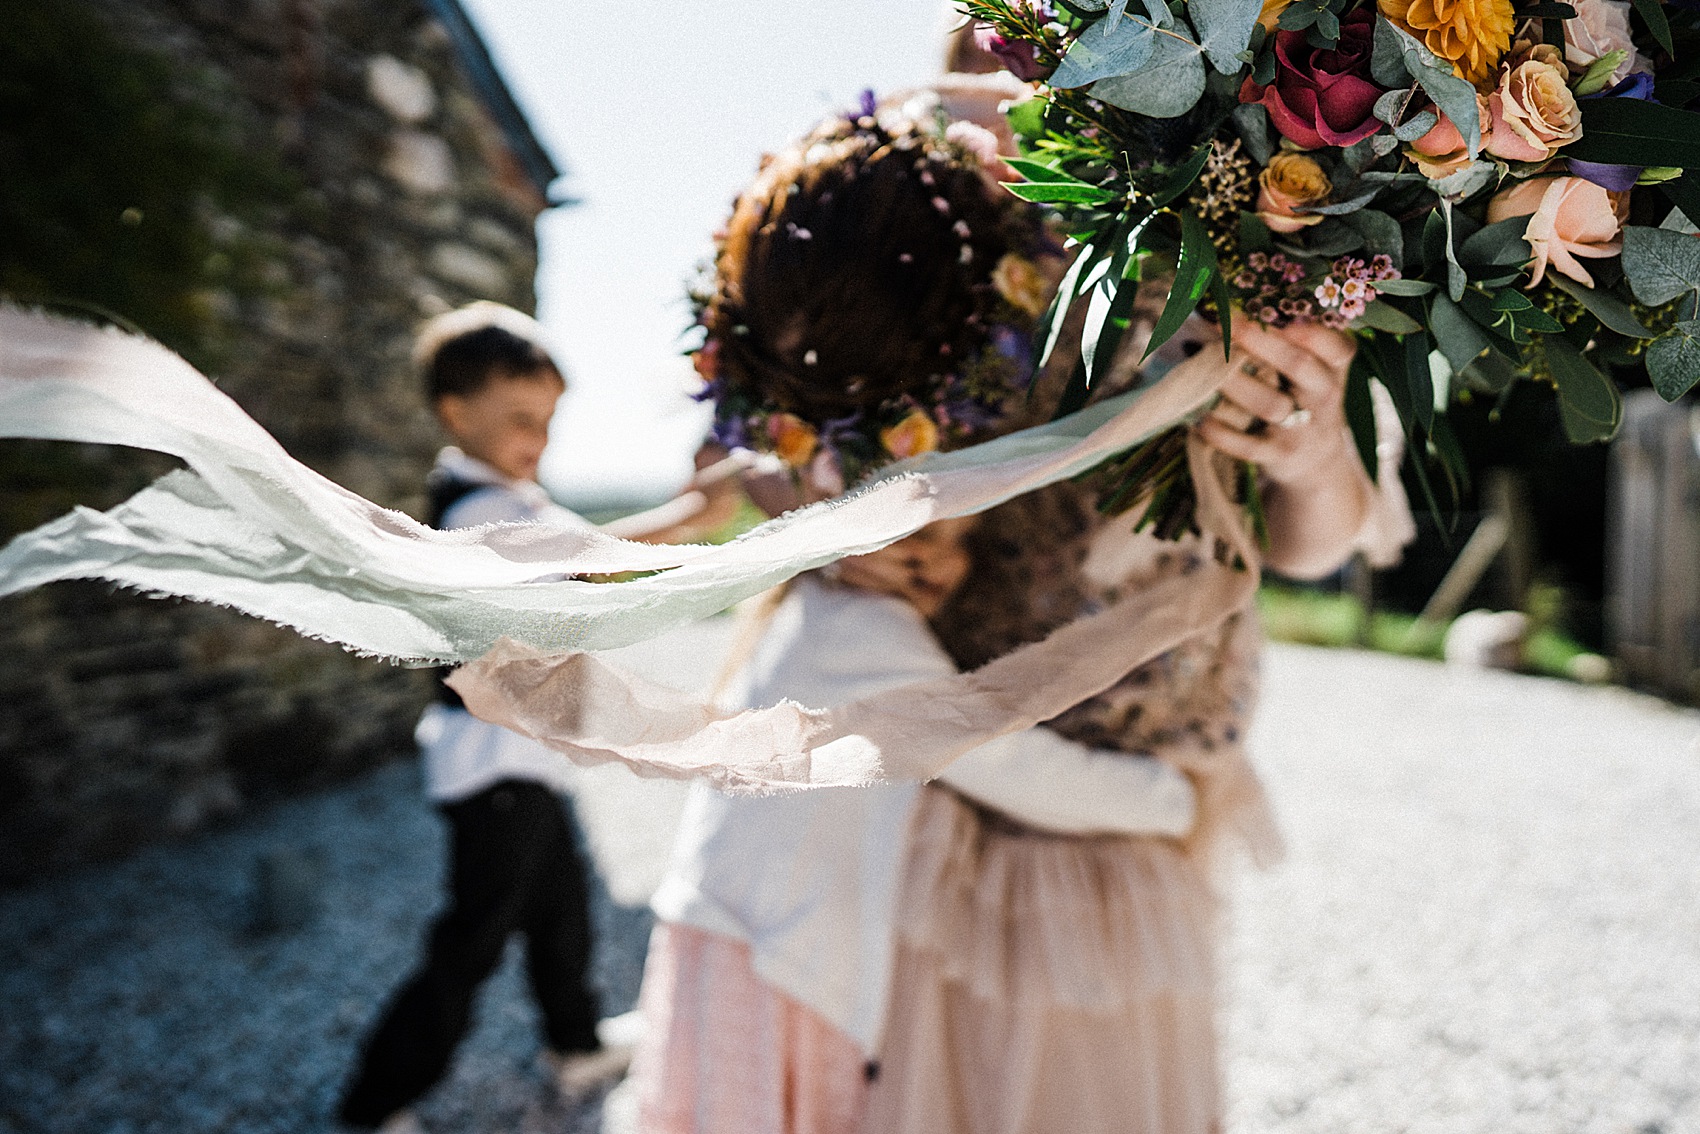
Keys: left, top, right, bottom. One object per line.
{"left": 862, "top": 786, "right": 1223, "bottom": 1134}
{"left": 631, "top": 921, "right": 870, "bottom": 1134}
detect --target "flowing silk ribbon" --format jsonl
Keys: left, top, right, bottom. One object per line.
{"left": 0, "top": 305, "right": 1261, "bottom": 793}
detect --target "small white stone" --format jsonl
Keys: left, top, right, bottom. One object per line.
{"left": 366, "top": 55, "right": 436, "bottom": 123}
{"left": 383, "top": 130, "right": 454, "bottom": 195}
{"left": 429, "top": 243, "right": 508, "bottom": 295}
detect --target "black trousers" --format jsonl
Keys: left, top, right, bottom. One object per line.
{"left": 338, "top": 779, "right": 601, "bottom": 1128}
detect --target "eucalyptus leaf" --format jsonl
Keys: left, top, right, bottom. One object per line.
{"left": 1092, "top": 34, "right": 1207, "bottom": 118}
{"left": 1051, "top": 9, "right": 1157, "bottom": 88}
{"left": 1430, "top": 159, "right": 1495, "bottom": 202}
{"left": 1662, "top": 171, "right": 1700, "bottom": 231}
{"left": 1384, "top": 19, "right": 1480, "bottom": 153}
{"left": 1440, "top": 201, "right": 1467, "bottom": 301}
{"left": 1429, "top": 292, "right": 1493, "bottom": 372}
{"left": 1232, "top": 103, "right": 1273, "bottom": 165}
{"left": 1374, "top": 278, "right": 1433, "bottom": 295}
{"left": 1548, "top": 275, "right": 1652, "bottom": 338}
{"left": 1191, "top": 0, "right": 1263, "bottom": 74}
{"left": 1344, "top": 359, "right": 1381, "bottom": 482}
{"left": 1345, "top": 207, "right": 1402, "bottom": 267}
{"left": 1460, "top": 348, "right": 1518, "bottom": 394}
{"left": 1342, "top": 137, "right": 1378, "bottom": 175}
{"left": 1297, "top": 217, "right": 1367, "bottom": 256}
{"left": 1304, "top": 188, "right": 1383, "bottom": 216}
{"left": 1621, "top": 225, "right": 1700, "bottom": 306}
{"left": 1371, "top": 132, "right": 1402, "bottom": 157}
{"left": 1544, "top": 337, "right": 1622, "bottom": 443}
{"left": 1359, "top": 299, "right": 1424, "bottom": 334}
{"left": 1646, "top": 322, "right": 1700, "bottom": 400}
{"left": 1458, "top": 217, "right": 1533, "bottom": 272}
{"left": 1139, "top": 0, "right": 1176, "bottom": 29}
{"left": 1373, "top": 87, "right": 1413, "bottom": 124}
{"left": 1392, "top": 109, "right": 1439, "bottom": 142}
{"left": 1370, "top": 14, "right": 1413, "bottom": 87}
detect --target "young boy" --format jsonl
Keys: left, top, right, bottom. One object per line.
{"left": 339, "top": 303, "right": 641, "bottom": 1133}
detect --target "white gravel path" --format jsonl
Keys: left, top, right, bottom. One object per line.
{"left": 3, "top": 622, "right": 1696, "bottom": 1134}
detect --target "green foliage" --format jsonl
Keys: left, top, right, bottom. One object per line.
{"left": 1569, "top": 98, "right": 1700, "bottom": 168}
{"left": 0, "top": 0, "right": 292, "bottom": 366}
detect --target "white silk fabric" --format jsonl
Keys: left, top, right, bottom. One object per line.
{"left": 0, "top": 306, "right": 1257, "bottom": 791}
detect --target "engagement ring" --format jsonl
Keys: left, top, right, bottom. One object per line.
{"left": 1277, "top": 407, "right": 1312, "bottom": 429}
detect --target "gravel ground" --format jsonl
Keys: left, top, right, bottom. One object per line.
{"left": 3, "top": 622, "right": 1697, "bottom": 1134}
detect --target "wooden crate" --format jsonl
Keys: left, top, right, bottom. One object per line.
{"left": 1607, "top": 390, "right": 1700, "bottom": 702}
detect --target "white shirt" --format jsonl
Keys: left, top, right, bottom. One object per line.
{"left": 651, "top": 576, "right": 1197, "bottom": 1053}
{"left": 418, "top": 447, "right": 595, "bottom": 803}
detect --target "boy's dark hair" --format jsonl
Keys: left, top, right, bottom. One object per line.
{"left": 414, "top": 301, "right": 564, "bottom": 402}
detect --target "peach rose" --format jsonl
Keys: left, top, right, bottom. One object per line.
{"left": 1485, "top": 56, "right": 1581, "bottom": 162}
{"left": 1564, "top": 0, "right": 1653, "bottom": 86}
{"left": 766, "top": 412, "right": 819, "bottom": 467}
{"left": 1486, "top": 176, "right": 1629, "bottom": 287}
{"left": 1405, "top": 100, "right": 1486, "bottom": 179}
{"left": 991, "top": 253, "right": 1050, "bottom": 317}
{"left": 881, "top": 410, "right": 940, "bottom": 460}
{"left": 1256, "top": 152, "right": 1332, "bottom": 233}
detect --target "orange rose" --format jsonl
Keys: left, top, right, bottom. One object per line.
{"left": 1486, "top": 176, "right": 1628, "bottom": 287}
{"left": 880, "top": 410, "right": 940, "bottom": 460}
{"left": 991, "top": 254, "right": 1050, "bottom": 317}
{"left": 766, "top": 412, "right": 819, "bottom": 467}
{"left": 1259, "top": 0, "right": 1294, "bottom": 30}
{"left": 1485, "top": 55, "right": 1581, "bottom": 162}
{"left": 1256, "top": 152, "right": 1332, "bottom": 233}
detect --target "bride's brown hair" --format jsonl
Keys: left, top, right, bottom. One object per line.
{"left": 703, "top": 116, "right": 1028, "bottom": 426}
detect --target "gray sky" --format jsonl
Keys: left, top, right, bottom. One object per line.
{"left": 460, "top": 0, "right": 958, "bottom": 505}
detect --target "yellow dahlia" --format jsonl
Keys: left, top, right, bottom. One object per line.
{"left": 1379, "top": 0, "right": 1516, "bottom": 85}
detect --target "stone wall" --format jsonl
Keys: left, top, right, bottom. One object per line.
{"left": 0, "top": 0, "right": 557, "bottom": 883}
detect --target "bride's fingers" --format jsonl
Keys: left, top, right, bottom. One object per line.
{"left": 1217, "top": 364, "right": 1297, "bottom": 424}
{"left": 1229, "top": 318, "right": 1354, "bottom": 403}
{"left": 1196, "top": 415, "right": 1284, "bottom": 465}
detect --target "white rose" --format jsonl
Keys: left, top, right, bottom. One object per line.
{"left": 1564, "top": 0, "right": 1653, "bottom": 86}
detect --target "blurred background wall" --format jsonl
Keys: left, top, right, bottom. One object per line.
{"left": 0, "top": 0, "right": 560, "bottom": 882}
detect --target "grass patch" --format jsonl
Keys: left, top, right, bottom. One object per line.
{"left": 1258, "top": 584, "right": 1600, "bottom": 680}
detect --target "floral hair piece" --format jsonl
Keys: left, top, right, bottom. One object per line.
{"left": 689, "top": 99, "right": 1064, "bottom": 491}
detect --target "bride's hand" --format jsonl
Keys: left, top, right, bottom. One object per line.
{"left": 1194, "top": 315, "right": 1357, "bottom": 492}
{"left": 1194, "top": 315, "right": 1372, "bottom": 578}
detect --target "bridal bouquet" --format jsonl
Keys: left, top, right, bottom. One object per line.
{"left": 963, "top": 0, "right": 1699, "bottom": 525}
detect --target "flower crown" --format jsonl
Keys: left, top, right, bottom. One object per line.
{"left": 689, "top": 95, "right": 1064, "bottom": 492}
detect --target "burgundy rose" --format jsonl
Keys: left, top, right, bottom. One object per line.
{"left": 1239, "top": 9, "right": 1385, "bottom": 150}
